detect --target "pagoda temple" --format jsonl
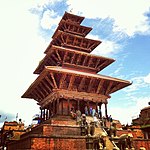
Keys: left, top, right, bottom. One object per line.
{"left": 8, "top": 12, "right": 132, "bottom": 150}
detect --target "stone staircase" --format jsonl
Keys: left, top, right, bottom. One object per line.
{"left": 95, "top": 127, "right": 115, "bottom": 149}
{"left": 86, "top": 116, "right": 118, "bottom": 150}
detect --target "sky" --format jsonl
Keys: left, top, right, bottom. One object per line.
{"left": 0, "top": 0, "right": 150, "bottom": 127}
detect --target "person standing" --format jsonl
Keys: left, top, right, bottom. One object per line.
{"left": 92, "top": 108, "right": 96, "bottom": 117}
{"left": 89, "top": 107, "right": 92, "bottom": 116}
{"left": 84, "top": 105, "right": 88, "bottom": 116}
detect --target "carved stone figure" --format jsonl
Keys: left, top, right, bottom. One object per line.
{"left": 109, "top": 122, "right": 117, "bottom": 137}
{"left": 118, "top": 133, "right": 134, "bottom": 150}
{"left": 76, "top": 109, "right": 81, "bottom": 125}
{"left": 100, "top": 132, "right": 107, "bottom": 149}
{"left": 89, "top": 121, "right": 95, "bottom": 136}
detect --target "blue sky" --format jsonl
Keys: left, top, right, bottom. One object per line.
{"left": 0, "top": 0, "right": 150, "bottom": 127}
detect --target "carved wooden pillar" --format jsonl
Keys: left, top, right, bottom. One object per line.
{"left": 67, "top": 98, "right": 70, "bottom": 115}
{"left": 87, "top": 101, "right": 90, "bottom": 114}
{"left": 98, "top": 103, "right": 102, "bottom": 119}
{"left": 61, "top": 99, "right": 63, "bottom": 115}
{"left": 96, "top": 102, "right": 98, "bottom": 113}
{"left": 77, "top": 99, "right": 80, "bottom": 110}
{"left": 47, "top": 109, "right": 50, "bottom": 119}
{"left": 105, "top": 103, "right": 108, "bottom": 119}
{"left": 49, "top": 103, "right": 51, "bottom": 118}
{"left": 53, "top": 101, "right": 55, "bottom": 116}
{"left": 43, "top": 108, "right": 45, "bottom": 120}
{"left": 56, "top": 98, "right": 59, "bottom": 115}
{"left": 40, "top": 107, "right": 43, "bottom": 120}
{"left": 46, "top": 109, "right": 48, "bottom": 120}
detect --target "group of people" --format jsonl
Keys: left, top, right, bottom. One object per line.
{"left": 70, "top": 106, "right": 113, "bottom": 128}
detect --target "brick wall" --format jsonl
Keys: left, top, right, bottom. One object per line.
{"left": 8, "top": 137, "right": 31, "bottom": 150}
{"left": 31, "top": 137, "right": 86, "bottom": 150}
{"left": 8, "top": 136, "right": 87, "bottom": 150}
{"left": 43, "top": 125, "right": 81, "bottom": 136}
{"left": 133, "top": 139, "right": 150, "bottom": 150}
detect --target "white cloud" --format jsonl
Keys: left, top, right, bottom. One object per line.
{"left": 66, "top": 0, "right": 150, "bottom": 36}
{"left": 92, "top": 39, "right": 121, "bottom": 57}
{"left": 125, "top": 74, "right": 150, "bottom": 92}
{"left": 0, "top": 1, "right": 48, "bottom": 126}
{"left": 109, "top": 96, "right": 150, "bottom": 125}
{"left": 109, "top": 107, "right": 133, "bottom": 125}
{"left": 40, "top": 9, "right": 61, "bottom": 30}
{"left": 144, "top": 73, "right": 150, "bottom": 84}
{"left": 130, "top": 96, "right": 150, "bottom": 120}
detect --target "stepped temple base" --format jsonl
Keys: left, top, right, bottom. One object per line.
{"left": 7, "top": 115, "right": 102, "bottom": 150}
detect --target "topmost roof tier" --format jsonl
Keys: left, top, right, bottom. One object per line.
{"left": 52, "top": 19, "right": 92, "bottom": 38}
{"left": 44, "top": 11, "right": 101, "bottom": 53}
{"left": 51, "top": 11, "right": 92, "bottom": 38}
{"left": 62, "top": 11, "right": 85, "bottom": 24}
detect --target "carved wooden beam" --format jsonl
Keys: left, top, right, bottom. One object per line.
{"left": 78, "top": 77, "right": 86, "bottom": 91}
{"left": 96, "top": 79, "right": 105, "bottom": 94}
{"left": 64, "top": 33, "right": 69, "bottom": 44}
{"left": 73, "top": 36, "right": 76, "bottom": 45}
{"left": 30, "top": 92, "right": 39, "bottom": 101}
{"left": 50, "top": 73, "right": 58, "bottom": 89}
{"left": 95, "top": 58, "right": 101, "bottom": 68}
{"left": 60, "top": 34, "right": 65, "bottom": 43}
{"left": 63, "top": 51, "right": 68, "bottom": 62}
{"left": 47, "top": 57, "right": 57, "bottom": 66}
{"left": 70, "top": 53, "right": 76, "bottom": 64}
{"left": 87, "top": 78, "right": 95, "bottom": 92}
{"left": 79, "top": 38, "right": 84, "bottom": 47}
{"left": 34, "top": 88, "right": 44, "bottom": 99}
{"left": 61, "top": 23, "right": 66, "bottom": 30}
{"left": 82, "top": 55, "right": 89, "bottom": 66}
{"left": 45, "top": 76, "right": 54, "bottom": 88}
{"left": 76, "top": 54, "right": 82, "bottom": 64}
{"left": 52, "top": 89, "right": 109, "bottom": 103}
{"left": 68, "top": 75, "right": 75, "bottom": 90}
{"left": 33, "top": 91, "right": 43, "bottom": 101}
{"left": 36, "top": 86, "right": 45, "bottom": 98}
{"left": 41, "top": 79, "right": 52, "bottom": 93}
{"left": 87, "top": 57, "right": 93, "bottom": 67}
{"left": 65, "top": 34, "right": 71, "bottom": 45}
{"left": 105, "top": 81, "right": 113, "bottom": 95}
{"left": 109, "top": 83, "right": 123, "bottom": 93}
{"left": 51, "top": 53, "right": 59, "bottom": 62}
{"left": 97, "top": 60, "right": 109, "bottom": 70}
{"left": 55, "top": 49, "right": 62, "bottom": 62}
{"left": 39, "top": 82, "right": 49, "bottom": 96}
{"left": 87, "top": 40, "right": 91, "bottom": 48}
{"left": 59, "top": 74, "right": 67, "bottom": 89}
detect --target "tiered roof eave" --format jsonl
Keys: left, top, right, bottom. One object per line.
{"left": 34, "top": 45, "right": 115, "bottom": 74}
{"left": 44, "top": 30, "right": 102, "bottom": 54}
{"left": 22, "top": 66, "right": 132, "bottom": 102}
{"left": 62, "top": 11, "right": 85, "bottom": 24}
{"left": 52, "top": 19, "right": 92, "bottom": 39}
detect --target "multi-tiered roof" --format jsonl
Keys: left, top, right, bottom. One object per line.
{"left": 22, "top": 11, "right": 131, "bottom": 111}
